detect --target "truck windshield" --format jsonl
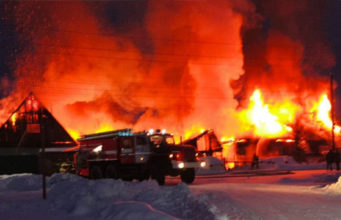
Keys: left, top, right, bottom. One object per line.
{"left": 165, "top": 136, "right": 174, "bottom": 145}
{"left": 149, "top": 134, "right": 175, "bottom": 145}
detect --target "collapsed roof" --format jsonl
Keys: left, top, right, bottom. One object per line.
{"left": 183, "top": 129, "right": 222, "bottom": 155}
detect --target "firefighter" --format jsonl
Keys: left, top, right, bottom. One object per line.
{"left": 334, "top": 149, "right": 340, "bottom": 171}
{"left": 251, "top": 153, "right": 259, "bottom": 169}
{"left": 326, "top": 149, "right": 333, "bottom": 170}
{"left": 149, "top": 135, "right": 170, "bottom": 185}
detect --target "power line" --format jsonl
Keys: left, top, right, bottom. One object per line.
{"left": 35, "top": 42, "right": 239, "bottom": 60}
{"left": 35, "top": 49, "right": 243, "bottom": 66}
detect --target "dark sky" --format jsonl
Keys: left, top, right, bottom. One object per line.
{"left": 1, "top": 0, "right": 341, "bottom": 116}
{"left": 326, "top": 0, "right": 341, "bottom": 93}
{"left": 320, "top": 0, "right": 341, "bottom": 116}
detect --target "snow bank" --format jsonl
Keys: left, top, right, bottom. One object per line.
{"left": 196, "top": 156, "right": 226, "bottom": 175}
{"left": 323, "top": 176, "right": 341, "bottom": 194}
{"left": 0, "top": 173, "right": 214, "bottom": 220}
{"left": 233, "top": 155, "right": 325, "bottom": 172}
{"left": 0, "top": 173, "right": 42, "bottom": 192}
{"left": 260, "top": 156, "right": 325, "bottom": 171}
{"left": 279, "top": 172, "right": 341, "bottom": 185}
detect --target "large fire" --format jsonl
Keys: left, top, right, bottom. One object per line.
{"left": 0, "top": 1, "right": 338, "bottom": 156}
{"left": 312, "top": 94, "right": 341, "bottom": 133}
{"left": 236, "top": 89, "right": 339, "bottom": 138}
{"left": 237, "top": 89, "right": 295, "bottom": 137}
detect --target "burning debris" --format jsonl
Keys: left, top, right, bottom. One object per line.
{"left": 182, "top": 129, "right": 222, "bottom": 156}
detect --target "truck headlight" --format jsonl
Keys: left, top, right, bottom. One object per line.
{"left": 178, "top": 162, "right": 185, "bottom": 169}
{"left": 200, "top": 161, "right": 206, "bottom": 168}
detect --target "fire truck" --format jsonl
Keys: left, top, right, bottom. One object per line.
{"left": 75, "top": 129, "right": 205, "bottom": 185}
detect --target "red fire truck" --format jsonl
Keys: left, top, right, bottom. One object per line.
{"left": 75, "top": 129, "right": 205, "bottom": 185}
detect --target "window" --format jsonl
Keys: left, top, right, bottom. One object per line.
{"left": 136, "top": 136, "right": 147, "bottom": 145}
{"left": 165, "top": 136, "right": 174, "bottom": 145}
{"left": 122, "top": 138, "right": 133, "bottom": 148}
{"left": 150, "top": 135, "right": 163, "bottom": 145}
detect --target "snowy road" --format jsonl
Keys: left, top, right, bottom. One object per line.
{"left": 1, "top": 170, "right": 341, "bottom": 220}
{"left": 188, "top": 170, "right": 341, "bottom": 220}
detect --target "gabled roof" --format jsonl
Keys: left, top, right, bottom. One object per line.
{"left": 0, "top": 92, "right": 77, "bottom": 152}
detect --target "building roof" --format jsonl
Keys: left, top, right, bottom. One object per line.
{"left": 0, "top": 93, "right": 77, "bottom": 154}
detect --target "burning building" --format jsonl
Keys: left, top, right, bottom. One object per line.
{"left": 183, "top": 129, "right": 222, "bottom": 156}
{"left": 0, "top": 0, "right": 339, "bottom": 168}
{"left": 0, "top": 93, "right": 76, "bottom": 174}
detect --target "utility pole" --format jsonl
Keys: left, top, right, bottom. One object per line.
{"left": 331, "top": 73, "right": 336, "bottom": 150}
{"left": 40, "top": 110, "right": 47, "bottom": 200}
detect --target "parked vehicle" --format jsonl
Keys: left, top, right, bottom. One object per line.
{"left": 75, "top": 129, "right": 205, "bottom": 185}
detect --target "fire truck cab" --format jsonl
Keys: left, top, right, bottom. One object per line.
{"left": 75, "top": 128, "right": 205, "bottom": 185}
{"left": 145, "top": 129, "right": 205, "bottom": 184}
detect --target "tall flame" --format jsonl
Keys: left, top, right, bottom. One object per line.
{"left": 237, "top": 89, "right": 340, "bottom": 139}
{"left": 238, "top": 89, "right": 295, "bottom": 137}
{"left": 311, "top": 94, "right": 341, "bottom": 133}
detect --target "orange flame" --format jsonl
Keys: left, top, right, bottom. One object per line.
{"left": 236, "top": 90, "right": 340, "bottom": 139}
{"left": 0, "top": 1, "right": 338, "bottom": 150}
{"left": 67, "top": 129, "right": 81, "bottom": 140}
{"left": 237, "top": 89, "right": 296, "bottom": 137}
{"left": 311, "top": 94, "right": 341, "bottom": 134}
{"left": 95, "top": 124, "right": 115, "bottom": 134}
{"left": 183, "top": 125, "right": 206, "bottom": 140}
{"left": 11, "top": 113, "right": 17, "bottom": 126}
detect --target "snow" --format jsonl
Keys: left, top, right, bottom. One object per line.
{"left": 323, "top": 176, "right": 341, "bottom": 194}
{"left": 1, "top": 156, "right": 341, "bottom": 219}
{"left": 0, "top": 173, "right": 214, "bottom": 220}
{"left": 232, "top": 155, "right": 326, "bottom": 172}
{"left": 196, "top": 156, "right": 226, "bottom": 175}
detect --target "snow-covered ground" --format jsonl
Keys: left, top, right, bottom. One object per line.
{"left": 0, "top": 174, "right": 213, "bottom": 220}
{"left": 1, "top": 156, "right": 341, "bottom": 220}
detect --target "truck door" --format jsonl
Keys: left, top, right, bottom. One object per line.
{"left": 120, "top": 136, "right": 135, "bottom": 164}
{"left": 134, "top": 135, "right": 150, "bottom": 164}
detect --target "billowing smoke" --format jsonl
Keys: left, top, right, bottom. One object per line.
{"left": 0, "top": 0, "right": 253, "bottom": 138}
{"left": 0, "top": 0, "right": 337, "bottom": 143}
{"left": 232, "top": 0, "right": 335, "bottom": 108}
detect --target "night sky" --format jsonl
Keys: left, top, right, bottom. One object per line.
{"left": 1, "top": 0, "right": 341, "bottom": 117}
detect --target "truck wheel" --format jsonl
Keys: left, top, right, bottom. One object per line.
{"left": 105, "top": 165, "right": 118, "bottom": 179}
{"left": 180, "top": 168, "right": 195, "bottom": 184}
{"left": 90, "top": 166, "right": 103, "bottom": 179}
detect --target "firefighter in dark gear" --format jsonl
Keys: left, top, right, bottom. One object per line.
{"left": 251, "top": 154, "right": 259, "bottom": 169}
{"left": 326, "top": 149, "right": 334, "bottom": 170}
{"left": 334, "top": 149, "right": 340, "bottom": 171}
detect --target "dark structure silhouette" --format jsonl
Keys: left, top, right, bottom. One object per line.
{"left": 0, "top": 93, "right": 77, "bottom": 174}
{"left": 326, "top": 149, "right": 334, "bottom": 170}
